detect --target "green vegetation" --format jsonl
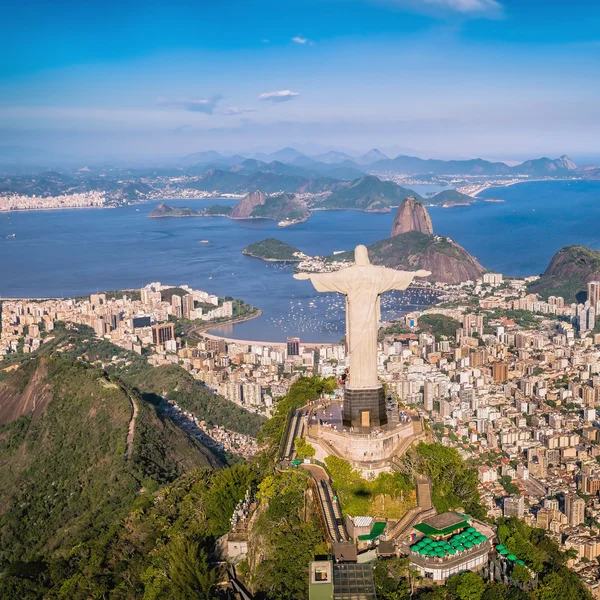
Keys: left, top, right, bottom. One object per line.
{"left": 203, "top": 203, "right": 232, "bottom": 216}
{"left": 294, "top": 437, "right": 316, "bottom": 458}
{"left": 243, "top": 237, "right": 303, "bottom": 261}
{"left": 500, "top": 475, "right": 520, "bottom": 495}
{"left": 485, "top": 309, "right": 542, "bottom": 329}
{"left": 380, "top": 320, "right": 411, "bottom": 337}
{"left": 399, "top": 442, "right": 485, "bottom": 518}
{"left": 318, "top": 175, "right": 422, "bottom": 212}
{"left": 148, "top": 202, "right": 202, "bottom": 217}
{"left": 324, "top": 455, "right": 414, "bottom": 518}
{"left": 258, "top": 376, "right": 336, "bottom": 453}
{"left": 0, "top": 357, "right": 217, "bottom": 590}
{"left": 527, "top": 245, "right": 600, "bottom": 303}
{"left": 428, "top": 189, "right": 476, "bottom": 206}
{"left": 326, "top": 230, "right": 485, "bottom": 284}
{"left": 252, "top": 470, "right": 324, "bottom": 598}
{"left": 418, "top": 314, "right": 461, "bottom": 339}
{"left": 250, "top": 193, "right": 310, "bottom": 221}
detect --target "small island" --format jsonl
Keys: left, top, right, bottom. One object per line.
{"left": 148, "top": 202, "right": 232, "bottom": 218}
{"left": 426, "top": 189, "right": 476, "bottom": 207}
{"left": 148, "top": 202, "right": 202, "bottom": 217}
{"left": 242, "top": 238, "right": 307, "bottom": 262}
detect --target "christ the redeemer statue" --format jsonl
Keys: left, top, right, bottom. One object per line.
{"left": 294, "top": 245, "right": 430, "bottom": 429}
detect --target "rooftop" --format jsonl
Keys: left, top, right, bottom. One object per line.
{"left": 414, "top": 512, "right": 470, "bottom": 537}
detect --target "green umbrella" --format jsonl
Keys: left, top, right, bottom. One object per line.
{"left": 496, "top": 544, "right": 506, "bottom": 551}
{"left": 447, "top": 547, "right": 457, "bottom": 555}
{"left": 436, "top": 550, "right": 445, "bottom": 557}
{"left": 464, "top": 541, "right": 474, "bottom": 549}
{"left": 423, "top": 538, "right": 433, "bottom": 545}
{"left": 418, "top": 548, "right": 428, "bottom": 555}
{"left": 456, "top": 545, "right": 465, "bottom": 552}
{"left": 467, "top": 527, "right": 477, "bottom": 533}
{"left": 499, "top": 548, "right": 509, "bottom": 555}
{"left": 507, "top": 554, "right": 517, "bottom": 561}
{"left": 515, "top": 560, "right": 526, "bottom": 566}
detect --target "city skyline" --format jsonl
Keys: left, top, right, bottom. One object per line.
{"left": 2, "top": 0, "right": 600, "bottom": 162}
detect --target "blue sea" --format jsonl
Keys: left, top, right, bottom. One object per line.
{"left": 1, "top": 180, "right": 599, "bottom": 342}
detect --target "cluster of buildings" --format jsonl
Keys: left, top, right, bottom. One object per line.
{"left": 379, "top": 276, "right": 600, "bottom": 589}
{"left": 0, "top": 191, "right": 107, "bottom": 212}
{"left": 0, "top": 282, "right": 234, "bottom": 360}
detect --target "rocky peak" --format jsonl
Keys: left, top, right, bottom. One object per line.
{"left": 391, "top": 196, "right": 433, "bottom": 237}
{"left": 557, "top": 155, "right": 577, "bottom": 171}
{"left": 230, "top": 190, "right": 267, "bottom": 219}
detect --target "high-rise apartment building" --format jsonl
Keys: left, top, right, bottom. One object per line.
{"left": 565, "top": 494, "right": 585, "bottom": 527}
{"left": 492, "top": 362, "right": 508, "bottom": 383}
{"left": 463, "top": 314, "right": 484, "bottom": 337}
{"left": 423, "top": 381, "right": 435, "bottom": 411}
{"left": 171, "top": 295, "right": 183, "bottom": 318}
{"left": 152, "top": 323, "right": 175, "bottom": 345}
{"left": 503, "top": 495, "right": 525, "bottom": 518}
{"left": 588, "top": 281, "right": 600, "bottom": 310}
{"left": 287, "top": 337, "right": 300, "bottom": 357}
{"left": 578, "top": 305, "right": 595, "bottom": 333}
{"left": 182, "top": 294, "right": 194, "bottom": 319}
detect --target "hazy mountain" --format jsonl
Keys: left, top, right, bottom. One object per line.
{"left": 356, "top": 148, "right": 389, "bottom": 164}
{"left": 316, "top": 175, "right": 422, "bottom": 212}
{"left": 254, "top": 147, "right": 307, "bottom": 163}
{"left": 514, "top": 155, "right": 578, "bottom": 176}
{"left": 369, "top": 153, "right": 579, "bottom": 177}
{"left": 313, "top": 150, "right": 355, "bottom": 163}
{"left": 370, "top": 155, "right": 513, "bottom": 176}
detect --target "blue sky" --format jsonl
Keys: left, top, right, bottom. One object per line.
{"left": 2, "top": 0, "right": 600, "bottom": 162}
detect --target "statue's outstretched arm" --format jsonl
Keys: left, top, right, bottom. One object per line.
{"left": 293, "top": 271, "right": 347, "bottom": 293}
{"left": 379, "top": 267, "right": 431, "bottom": 293}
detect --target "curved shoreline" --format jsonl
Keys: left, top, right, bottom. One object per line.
{"left": 471, "top": 177, "right": 578, "bottom": 198}
{"left": 186, "top": 309, "right": 263, "bottom": 338}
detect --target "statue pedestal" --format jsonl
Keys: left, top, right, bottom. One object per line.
{"left": 343, "top": 386, "right": 387, "bottom": 430}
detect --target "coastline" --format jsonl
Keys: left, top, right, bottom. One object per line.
{"left": 187, "top": 309, "right": 263, "bottom": 338}
{"left": 471, "top": 177, "right": 579, "bottom": 198}
{"left": 241, "top": 251, "right": 301, "bottom": 263}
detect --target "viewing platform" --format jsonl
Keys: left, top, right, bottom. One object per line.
{"left": 305, "top": 399, "right": 427, "bottom": 476}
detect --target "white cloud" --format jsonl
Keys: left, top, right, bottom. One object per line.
{"left": 292, "top": 36, "right": 311, "bottom": 44}
{"left": 258, "top": 90, "right": 300, "bottom": 103}
{"left": 157, "top": 95, "right": 223, "bottom": 114}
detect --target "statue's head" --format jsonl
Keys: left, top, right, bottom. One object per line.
{"left": 355, "top": 245, "right": 370, "bottom": 266}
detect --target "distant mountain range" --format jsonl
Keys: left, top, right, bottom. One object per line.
{"left": 177, "top": 148, "right": 589, "bottom": 178}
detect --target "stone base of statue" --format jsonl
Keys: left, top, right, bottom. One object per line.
{"left": 343, "top": 386, "right": 387, "bottom": 430}
{"left": 306, "top": 409, "right": 427, "bottom": 479}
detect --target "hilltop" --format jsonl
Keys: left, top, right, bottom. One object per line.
{"left": 528, "top": 245, "right": 600, "bottom": 302}
{"left": 0, "top": 354, "right": 218, "bottom": 566}
{"left": 327, "top": 231, "right": 485, "bottom": 284}
{"left": 148, "top": 202, "right": 202, "bottom": 217}
{"left": 243, "top": 238, "right": 304, "bottom": 261}
{"left": 427, "top": 189, "right": 476, "bottom": 207}
{"left": 391, "top": 196, "right": 433, "bottom": 236}
{"left": 316, "top": 175, "right": 422, "bottom": 212}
